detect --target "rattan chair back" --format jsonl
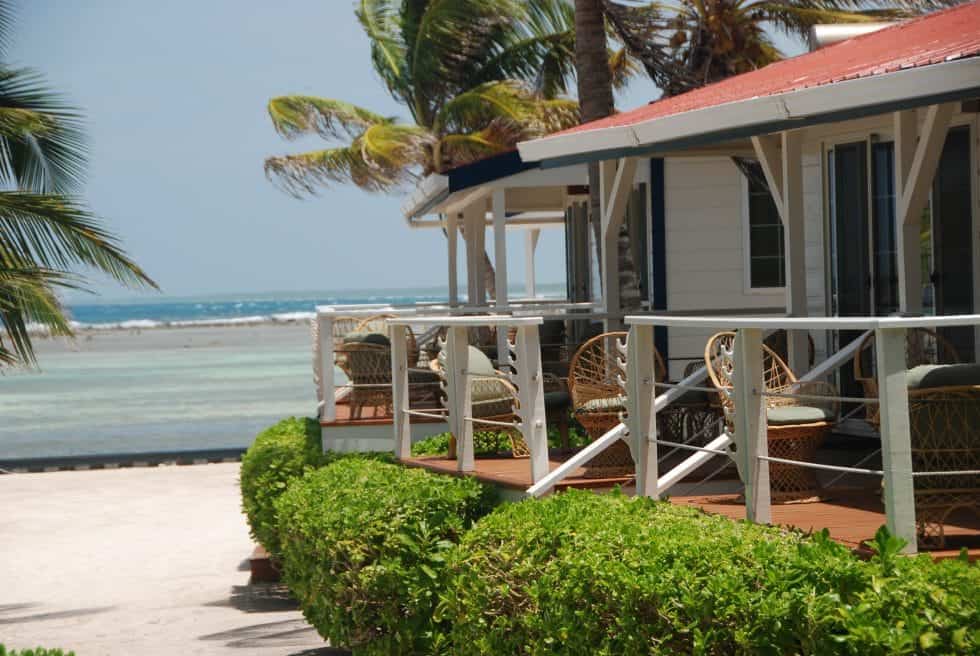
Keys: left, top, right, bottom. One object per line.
{"left": 354, "top": 314, "right": 421, "bottom": 367}
{"left": 853, "top": 328, "right": 961, "bottom": 426}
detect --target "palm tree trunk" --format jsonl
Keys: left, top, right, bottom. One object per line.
{"left": 574, "top": 0, "right": 642, "bottom": 315}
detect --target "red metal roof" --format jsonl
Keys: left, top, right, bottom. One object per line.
{"left": 560, "top": 1, "right": 980, "bottom": 137}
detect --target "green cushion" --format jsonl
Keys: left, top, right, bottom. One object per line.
{"left": 906, "top": 363, "right": 980, "bottom": 390}
{"left": 766, "top": 405, "right": 835, "bottom": 426}
{"left": 578, "top": 395, "right": 627, "bottom": 413}
{"left": 343, "top": 332, "right": 390, "bottom": 347}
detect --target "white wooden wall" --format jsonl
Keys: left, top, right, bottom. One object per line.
{"left": 663, "top": 157, "right": 784, "bottom": 378}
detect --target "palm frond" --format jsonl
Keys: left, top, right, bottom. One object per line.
{"left": 0, "top": 191, "right": 157, "bottom": 290}
{"left": 748, "top": 1, "right": 964, "bottom": 37}
{"left": 356, "top": 0, "right": 410, "bottom": 103}
{"left": 472, "top": 0, "right": 578, "bottom": 98}
{"left": 438, "top": 119, "right": 524, "bottom": 169}
{"left": 0, "top": 266, "right": 77, "bottom": 367}
{"left": 0, "top": 67, "right": 87, "bottom": 194}
{"left": 401, "top": 0, "right": 520, "bottom": 123}
{"left": 265, "top": 138, "right": 424, "bottom": 197}
{"left": 267, "top": 96, "right": 394, "bottom": 141}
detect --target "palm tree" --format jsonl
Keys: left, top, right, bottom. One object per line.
{"left": 661, "top": 1, "right": 963, "bottom": 96}
{"left": 0, "top": 3, "right": 155, "bottom": 366}
{"left": 265, "top": 1, "right": 587, "bottom": 197}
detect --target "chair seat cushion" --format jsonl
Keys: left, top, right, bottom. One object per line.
{"left": 544, "top": 390, "right": 570, "bottom": 410}
{"left": 767, "top": 405, "right": 835, "bottom": 426}
{"left": 907, "top": 363, "right": 980, "bottom": 390}
{"left": 343, "top": 332, "right": 390, "bottom": 347}
{"left": 577, "top": 395, "right": 627, "bottom": 413}
{"left": 466, "top": 346, "right": 497, "bottom": 376}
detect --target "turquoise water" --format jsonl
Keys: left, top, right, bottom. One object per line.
{"left": 0, "top": 325, "right": 318, "bottom": 459}
{"left": 0, "top": 286, "right": 565, "bottom": 460}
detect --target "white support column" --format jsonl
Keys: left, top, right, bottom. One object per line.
{"left": 753, "top": 132, "right": 809, "bottom": 371}
{"left": 447, "top": 211, "right": 459, "bottom": 307}
{"left": 445, "top": 326, "right": 474, "bottom": 472}
{"left": 390, "top": 323, "right": 411, "bottom": 459}
{"left": 462, "top": 202, "right": 485, "bottom": 306}
{"left": 492, "top": 189, "right": 509, "bottom": 362}
{"left": 524, "top": 229, "right": 540, "bottom": 298}
{"left": 627, "top": 324, "right": 659, "bottom": 498}
{"left": 513, "top": 324, "right": 549, "bottom": 483}
{"left": 876, "top": 326, "right": 918, "bottom": 553}
{"left": 781, "top": 130, "right": 809, "bottom": 372}
{"left": 733, "top": 328, "right": 770, "bottom": 524}
{"left": 317, "top": 313, "right": 335, "bottom": 424}
{"left": 894, "top": 104, "right": 955, "bottom": 315}
{"left": 600, "top": 157, "right": 638, "bottom": 331}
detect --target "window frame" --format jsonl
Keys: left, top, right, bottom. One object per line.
{"left": 741, "top": 163, "right": 787, "bottom": 295}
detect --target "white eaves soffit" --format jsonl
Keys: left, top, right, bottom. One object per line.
{"left": 517, "top": 57, "right": 980, "bottom": 163}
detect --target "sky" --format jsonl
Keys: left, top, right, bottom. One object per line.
{"left": 11, "top": 1, "right": 802, "bottom": 300}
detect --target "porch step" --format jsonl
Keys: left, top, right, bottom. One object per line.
{"left": 249, "top": 544, "right": 280, "bottom": 583}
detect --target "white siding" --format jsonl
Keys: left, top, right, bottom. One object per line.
{"left": 663, "top": 157, "right": 783, "bottom": 377}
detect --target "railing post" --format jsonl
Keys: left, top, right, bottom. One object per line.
{"left": 627, "top": 324, "right": 659, "bottom": 498}
{"left": 318, "top": 312, "right": 335, "bottom": 424}
{"left": 446, "top": 326, "right": 474, "bottom": 472}
{"left": 734, "top": 328, "right": 771, "bottom": 524}
{"left": 390, "top": 323, "right": 411, "bottom": 460}
{"left": 513, "top": 323, "right": 548, "bottom": 483}
{"left": 876, "top": 326, "right": 918, "bottom": 554}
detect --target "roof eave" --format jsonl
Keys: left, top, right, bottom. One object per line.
{"left": 518, "top": 57, "right": 980, "bottom": 166}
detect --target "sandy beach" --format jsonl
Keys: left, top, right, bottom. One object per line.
{"left": 0, "top": 322, "right": 318, "bottom": 460}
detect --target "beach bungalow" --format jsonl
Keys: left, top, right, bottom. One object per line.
{"left": 317, "top": 2, "right": 980, "bottom": 555}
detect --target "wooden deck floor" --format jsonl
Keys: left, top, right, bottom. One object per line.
{"left": 402, "top": 454, "right": 980, "bottom": 561}
{"left": 401, "top": 453, "right": 636, "bottom": 491}
{"left": 321, "top": 399, "right": 445, "bottom": 427}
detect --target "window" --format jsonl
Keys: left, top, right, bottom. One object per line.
{"left": 744, "top": 162, "right": 785, "bottom": 288}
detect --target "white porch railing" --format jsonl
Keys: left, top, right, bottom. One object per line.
{"left": 624, "top": 313, "right": 980, "bottom": 555}
{"left": 388, "top": 315, "right": 550, "bottom": 484}
{"left": 314, "top": 300, "right": 598, "bottom": 422}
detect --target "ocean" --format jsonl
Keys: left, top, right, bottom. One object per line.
{"left": 0, "top": 286, "right": 563, "bottom": 460}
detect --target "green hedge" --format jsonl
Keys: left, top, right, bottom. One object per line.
{"left": 0, "top": 647, "right": 75, "bottom": 656}
{"left": 275, "top": 458, "right": 496, "bottom": 655}
{"left": 440, "top": 490, "right": 980, "bottom": 655}
{"left": 411, "top": 427, "right": 590, "bottom": 457}
{"left": 239, "top": 416, "right": 392, "bottom": 558}
{"left": 240, "top": 417, "right": 326, "bottom": 557}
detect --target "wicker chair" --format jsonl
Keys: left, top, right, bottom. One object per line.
{"left": 355, "top": 314, "right": 421, "bottom": 367}
{"left": 568, "top": 331, "right": 666, "bottom": 478}
{"left": 435, "top": 344, "right": 528, "bottom": 458}
{"left": 705, "top": 331, "right": 839, "bottom": 502}
{"left": 853, "top": 328, "right": 960, "bottom": 428}
{"left": 905, "top": 365, "right": 980, "bottom": 547}
{"left": 336, "top": 336, "right": 395, "bottom": 419}
{"left": 337, "top": 326, "right": 440, "bottom": 419}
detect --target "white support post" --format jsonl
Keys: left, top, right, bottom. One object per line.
{"left": 754, "top": 132, "right": 808, "bottom": 371}
{"left": 627, "top": 324, "right": 659, "bottom": 498}
{"left": 390, "top": 324, "right": 411, "bottom": 459}
{"left": 513, "top": 324, "right": 549, "bottom": 483}
{"left": 781, "top": 130, "right": 809, "bottom": 372}
{"left": 733, "top": 328, "right": 771, "bottom": 524}
{"left": 894, "top": 104, "right": 955, "bottom": 315}
{"left": 600, "top": 157, "right": 638, "bottom": 331}
{"left": 524, "top": 229, "right": 539, "bottom": 298}
{"left": 317, "top": 313, "right": 335, "bottom": 424}
{"left": 492, "top": 189, "right": 509, "bottom": 362}
{"left": 445, "top": 326, "right": 474, "bottom": 472}
{"left": 875, "top": 326, "right": 918, "bottom": 553}
{"left": 447, "top": 211, "right": 459, "bottom": 307}
{"left": 462, "top": 202, "right": 485, "bottom": 306}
